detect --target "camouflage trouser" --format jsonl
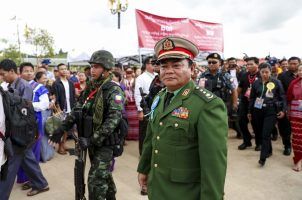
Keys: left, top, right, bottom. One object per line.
{"left": 88, "top": 146, "right": 116, "bottom": 200}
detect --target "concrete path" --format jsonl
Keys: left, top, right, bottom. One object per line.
{"left": 10, "top": 130, "right": 302, "bottom": 200}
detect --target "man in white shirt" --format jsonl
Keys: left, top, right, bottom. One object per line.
{"left": 52, "top": 63, "right": 75, "bottom": 154}
{"left": 134, "top": 56, "right": 157, "bottom": 157}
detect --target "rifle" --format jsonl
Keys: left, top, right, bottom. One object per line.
{"left": 139, "top": 87, "right": 151, "bottom": 116}
{"left": 73, "top": 108, "right": 87, "bottom": 200}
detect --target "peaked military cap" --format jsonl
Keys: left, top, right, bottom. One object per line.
{"left": 206, "top": 53, "right": 222, "bottom": 60}
{"left": 154, "top": 36, "right": 199, "bottom": 61}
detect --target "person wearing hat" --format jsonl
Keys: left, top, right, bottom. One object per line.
{"left": 49, "top": 50, "right": 125, "bottom": 200}
{"left": 41, "top": 59, "right": 55, "bottom": 81}
{"left": 137, "top": 36, "right": 227, "bottom": 200}
{"left": 198, "top": 53, "right": 239, "bottom": 136}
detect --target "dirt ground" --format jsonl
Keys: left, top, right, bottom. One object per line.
{"left": 10, "top": 130, "right": 302, "bottom": 200}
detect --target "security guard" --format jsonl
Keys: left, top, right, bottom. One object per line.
{"left": 137, "top": 36, "right": 228, "bottom": 200}
{"left": 248, "top": 63, "right": 286, "bottom": 166}
{"left": 198, "top": 53, "right": 239, "bottom": 136}
{"left": 50, "top": 50, "right": 125, "bottom": 200}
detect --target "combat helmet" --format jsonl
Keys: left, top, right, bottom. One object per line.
{"left": 89, "top": 50, "right": 115, "bottom": 70}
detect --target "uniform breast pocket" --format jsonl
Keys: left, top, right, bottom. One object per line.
{"left": 163, "top": 120, "right": 190, "bottom": 145}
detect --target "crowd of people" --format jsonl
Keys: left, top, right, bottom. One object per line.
{"left": 0, "top": 35, "right": 301, "bottom": 199}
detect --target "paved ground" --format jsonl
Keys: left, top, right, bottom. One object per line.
{"left": 10, "top": 130, "right": 302, "bottom": 200}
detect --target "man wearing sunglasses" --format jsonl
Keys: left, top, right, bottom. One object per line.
{"left": 137, "top": 36, "right": 227, "bottom": 200}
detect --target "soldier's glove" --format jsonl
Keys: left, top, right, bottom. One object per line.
{"left": 78, "top": 137, "right": 90, "bottom": 150}
{"left": 49, "top": 127, "right": 65, "bottom": 144}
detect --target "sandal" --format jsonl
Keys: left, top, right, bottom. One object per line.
{"left": 292, "top": 166, "right": 301, "bottom": 172}
{"left": 22, "top": 182, "right": 31, "bottom": 190}
{"left": 27, "top": 186, "right": 49, "bottom": 196}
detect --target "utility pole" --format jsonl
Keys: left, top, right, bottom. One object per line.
{"left": 11, "top": 16, "right": 22, "bottom": 62}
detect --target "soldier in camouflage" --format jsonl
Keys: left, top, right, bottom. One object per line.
{"left": 50, "top": 50, "right": 125, "bottom": 200}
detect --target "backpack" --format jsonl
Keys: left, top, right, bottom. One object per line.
{"left": 0, "top": 86, "right": 38, "bottom": 148}
{"left": 102, "top": 81, "right": 128, "bottom": 157}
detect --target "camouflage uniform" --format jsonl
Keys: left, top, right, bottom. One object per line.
{"left": 61, "top": 50, "right": 125, "bottom": 200}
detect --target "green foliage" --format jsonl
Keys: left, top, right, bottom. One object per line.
{"left": 0, "top": 41, "right": 21, "bottom": 65}
{"left": 55, "top": 48, "right": 68, "bottom": 58}
{"left": 24, "top": 26, "right": 55, "bottom": 58}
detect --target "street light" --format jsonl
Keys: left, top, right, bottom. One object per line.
{"left": 109, "top": 0, "right": 128, "bottom": 29}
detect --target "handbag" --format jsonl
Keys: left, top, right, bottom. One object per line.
{"left": 45, "top": 104, "right": 64, "bottom": 136}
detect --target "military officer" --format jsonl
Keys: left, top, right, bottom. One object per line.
{"left": 50, "top": 50, "right": 125, "bottom": 200}
{"left": 137, "top": 36, "right": 228, "bottom": 200}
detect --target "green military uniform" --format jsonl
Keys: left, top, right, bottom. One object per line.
{"left": 137, "top": 80, "right": 228, "bottom": 200}
{"left": 60, "top": 50, "right": 125, "bottom": 200}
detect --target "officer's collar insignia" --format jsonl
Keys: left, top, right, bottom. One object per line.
{"left": 172, "top": 107, "right": 189, "bottom": 119}
{"left": 162, "top": 38, "right": 175, "bottom": 51}
{"left": 182, "top": 89, "right": 190, "bottom": 96}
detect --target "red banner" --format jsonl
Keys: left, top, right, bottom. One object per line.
{"left": 135, "top": 9, "right": 224, "bottom": 53}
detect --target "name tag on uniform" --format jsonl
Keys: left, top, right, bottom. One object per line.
{"left": 254, "top": 97, "right": 264, "bottom": 109}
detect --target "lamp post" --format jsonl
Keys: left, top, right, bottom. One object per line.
{"left": 109, "top": 0, "right": 128, "bottom": 29}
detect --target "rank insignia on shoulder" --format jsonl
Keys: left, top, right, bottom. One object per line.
{"left": 182, "top": 89, "right": 190, "bottom": 96}
{"left": 172, "top": 107, "right": 189, "bottom": 119}
{"left": 114, "top": 94, "right": 123, "bottom": 104}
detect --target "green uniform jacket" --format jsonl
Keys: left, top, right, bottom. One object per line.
{"left": 137, "top": 80, "right": 228, "bottom": 200}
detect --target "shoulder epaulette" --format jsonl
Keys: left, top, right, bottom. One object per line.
{"left": 193, "top": 86, "right": 217, "bottom": 102}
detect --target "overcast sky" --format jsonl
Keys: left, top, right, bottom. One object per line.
{"left": 1, "top": 0, "right": 302, "bottom": 59}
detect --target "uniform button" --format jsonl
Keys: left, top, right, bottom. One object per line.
{"left": 159, "top": 122, "right": 163, "bottom": 126}
{"left": 174, "top": 123, "right": 179, "bottom": 127}
{"left": 157, "top": 136, "right": 160, "bottom": 140}
{"left": 155, "top": 150, "right": 158, "bottom": 154}
{"left": 154, "top": 164, "right": 158, "bottom": 168}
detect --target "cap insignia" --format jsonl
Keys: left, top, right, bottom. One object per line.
{"left": 162, "top": 38, "right": 175, "bottom": 51}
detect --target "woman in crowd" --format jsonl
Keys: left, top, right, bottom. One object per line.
{"left": 248, "top": 63, "right": 286, "bottom": 166}
{"left": 287, "top": 64, "right": 302, "bottom": 171}
{"left": 74, "top": 72, "right": 87, "bottom": 98}
{"left": 35, "top": 72, "right": 55, "bottom": 162}
{"left": 122, "top": 67, "right": 139, "bottom": 140}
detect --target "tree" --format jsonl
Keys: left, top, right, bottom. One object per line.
{"left": 24, "top": 26, "right": 55, "bottom": 58}
{"left": 0, "top": 39, "right": 22, "bottom": 64}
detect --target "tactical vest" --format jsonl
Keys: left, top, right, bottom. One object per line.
{"left": 204, "top": 73, "right": 231, "bottom": 102}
